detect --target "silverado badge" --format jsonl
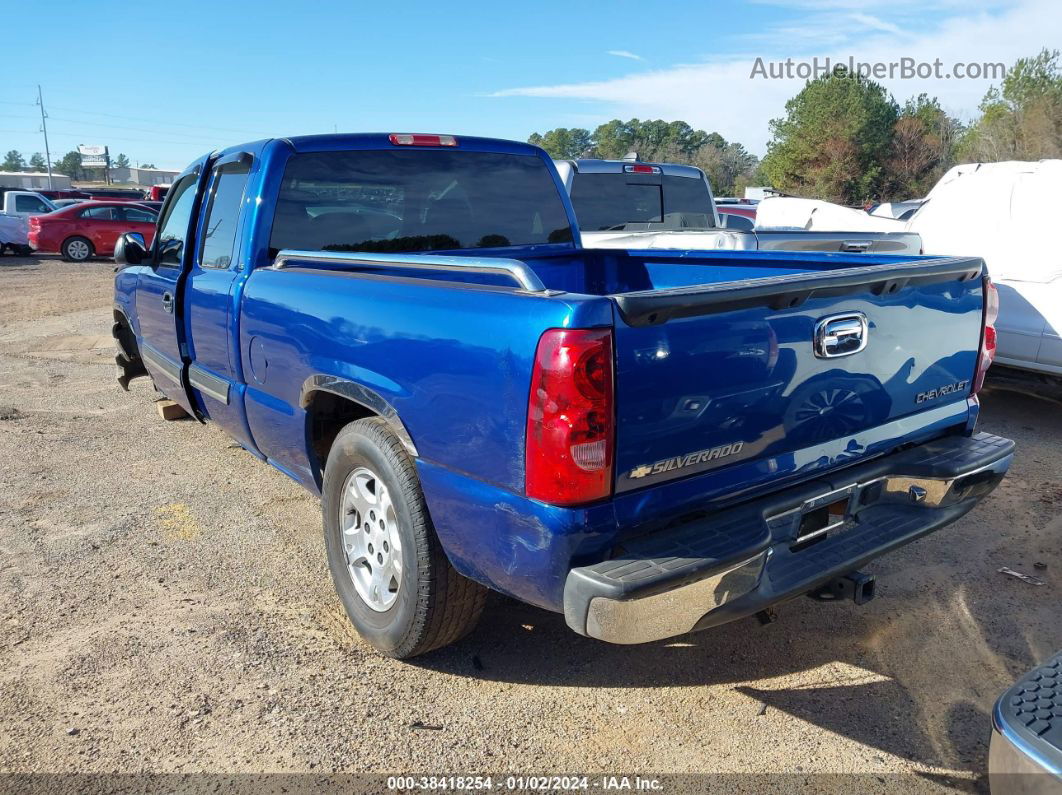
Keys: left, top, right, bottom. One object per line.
{"left": 629, "top": 441, "right": 744, "bottom": 479}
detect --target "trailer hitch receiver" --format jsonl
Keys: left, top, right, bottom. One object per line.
{"left": 808, "top": 571, "right": 877, "bottom": 605}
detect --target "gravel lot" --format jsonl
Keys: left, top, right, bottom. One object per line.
{"left": 1, "top": 255, "right": 1059, "bottom": 790}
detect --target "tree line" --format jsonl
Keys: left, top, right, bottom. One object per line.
{"left": 0, "top": 150, "right": 155, "bottom": 180}
{"left": 529, "top": 120, "right": 759, "bottom": 197}
{"left": 528, "top": 48, "right": 1062, "bottom": 205}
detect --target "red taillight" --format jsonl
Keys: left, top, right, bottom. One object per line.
{"left": 623, "top": 164, "right": 660, "bottom": 174}
{"left": 972, "top": 277, "right": 999, "bottom": 394}
{"left": 388, "top": 133, "right": 458, "bottom": 147}
{"left": 525, "top": 328, "right": 614, "bottom": 506}
{"left": 28, "top": 217, "right": 41, "bottom": 230}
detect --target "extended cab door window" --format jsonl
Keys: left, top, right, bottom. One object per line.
{"left": 198, "top": 162, "right": 250, "bottom": 269}
{"left": 154, "top": 175, "right": 198, "bottom": 268}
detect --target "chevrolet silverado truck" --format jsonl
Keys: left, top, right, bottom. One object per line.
{"left": 112, "top": 132, "right": 1012, "bottom": 659}
{"left": 554, "top": 158, "right": 922, "bottom": 254}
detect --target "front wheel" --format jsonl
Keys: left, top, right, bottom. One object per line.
{"left": 322, "top": 417, "right": 487, "bottom": 658}
{"left": 61, "top": 236, "right": 93, "bottom": 262}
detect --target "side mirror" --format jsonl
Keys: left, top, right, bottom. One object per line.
{"left": 157, "top": 238, "right": 183, "bottom": 267}
{"left": 114, "top": 232, "right": 147, "bottom": 267}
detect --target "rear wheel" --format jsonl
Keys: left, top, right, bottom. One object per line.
{"left": 322, "top": 417, "right": 487, "bottom": 658}
{"left": 61, "top": 236, "right": 93, "bottom": 262}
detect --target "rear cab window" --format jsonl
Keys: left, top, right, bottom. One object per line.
{"left": 570, "top": 172, "right": 715, "bottom": 231}
{"left": 268, "top": 149, "right": 573, "bottom": 257}
{"left": 16, "top": 195, "right": 52, "bottom": 214}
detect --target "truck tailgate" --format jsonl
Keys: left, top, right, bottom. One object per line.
{"left": 608, "top": 254, "right": 986, "bottom": 496}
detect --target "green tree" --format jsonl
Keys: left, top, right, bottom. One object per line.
{"left": 526, "top": 118, "right": 760, "bottom": 194}
{"left": 54, "top": 150, "right": 84, "bottom": 181}
{"left": 589, "top": 119, "right": 711, "bottom": 161}
{"left": 528, "top": 128, "right": 593, "bottom": 159}
{"left": 140, "top": 163, "right": 157, "bottom": 169}
{"left": 959, "top": 48, "right": 1062, "bottom": 161}
{"left": 761, "top": 71, "right": 898, "bottom": 204}
{"left": 1, "top": 150, "right": 26, "bottom": 171}
{"left": 28, "top": 152, "right": 47, "bottom": 171}
{"left": 884, "top": 94, "right": 962, "bottom": 198}
{"left": 113, "top": 153, "right": 131, "bottom": 168}
{"left": 693, "top": 141, "right": 759, "bottom": 197}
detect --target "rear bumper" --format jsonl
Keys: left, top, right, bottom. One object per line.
{"left": 563, "top": 431, "right": 1013, "bottom": 644}
{"left": 989, "top": 649, "right": 1062, "bottom": 792}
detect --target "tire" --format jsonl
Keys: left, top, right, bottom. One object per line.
{"left": 322, "top": 417, "right": 487, "bottom": 658}
{"left": 61, "top": 236, "right": 93, "bottom": 262}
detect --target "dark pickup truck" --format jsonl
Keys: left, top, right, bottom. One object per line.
{"left": 112, "top": 132, "right": 1012, "bottom": 658}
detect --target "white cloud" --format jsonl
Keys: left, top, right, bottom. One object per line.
{"left": 847, "top": 13, "right": 905, "bottom": 35}
{"left": 492, "top": 0, "right": 1061, "bottom": 154}
{"left": 607, "top": 50, "right": 645, "bottom": 61}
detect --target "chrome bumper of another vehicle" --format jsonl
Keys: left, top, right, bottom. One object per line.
{"left": 564, "top": 432, "right": 1013, "bottom": 645}
{"left": 989, "top": 651, "right": 1062, "bottom": 794}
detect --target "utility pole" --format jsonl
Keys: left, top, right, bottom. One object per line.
{"left": 35, "top": 85, "right": 54, "bottom": 191}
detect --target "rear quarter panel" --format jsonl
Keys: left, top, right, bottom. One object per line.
{"left": 238, "top": 269, "right": 613, "bottom": 492}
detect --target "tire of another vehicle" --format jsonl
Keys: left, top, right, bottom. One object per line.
{"left": 322, "top": 417, "right": 488, "bottom": 658}
{"left": 61, "top": 236, "right": 93, "bottom": 262}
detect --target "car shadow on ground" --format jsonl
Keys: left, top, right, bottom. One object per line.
{"left": 413, "top": 586, "right": 1031, "bottom": 783}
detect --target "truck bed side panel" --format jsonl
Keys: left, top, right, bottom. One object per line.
{"left": 237, "top": 268, "right": 612, "bottom": 492}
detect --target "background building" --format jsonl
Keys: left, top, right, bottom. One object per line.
{"left": 0, "top": 172, "right": 73, "bottom": 190}
{"left": 107, "top": 167, "right": 179, "bottom": 186}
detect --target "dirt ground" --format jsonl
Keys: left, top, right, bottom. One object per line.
{"left": 0, "top": 255, "right": 1059, "bottom": 791}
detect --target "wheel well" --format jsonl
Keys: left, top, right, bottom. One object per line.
{"left": 306, "top": 390, "right": 377, "bottom": 479}
{"left": 63, "top": 235, "right": 94, "bottom": 252}
{"left": 113, "top": 310, "right": 140, "bottom": 361}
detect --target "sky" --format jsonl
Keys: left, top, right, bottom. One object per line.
{"left": 3, "top": 0, "right": 1060, "bottom": 171}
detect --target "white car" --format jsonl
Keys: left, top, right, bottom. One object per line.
{"left": 907, "top": 160, "right": 1062, "bottom": 384}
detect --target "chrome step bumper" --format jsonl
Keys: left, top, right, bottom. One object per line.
{"left": 563, "top": 432, "right": 1014, "bottom": 644}
{"left": 990, "top": 649, "right": 1062, "bottom": 793}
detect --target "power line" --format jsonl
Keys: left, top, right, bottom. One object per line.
{"left": 45, "top": 103, "right": 267, "bottom": 137}
{"left": 44, "top": 115, "right": 224, "bottom": 143}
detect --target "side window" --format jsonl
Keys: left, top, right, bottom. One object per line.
{"left": 122, "top": 207, "right": 157, "bottom": 223}
{"left": 16, "top": 195, "right": 51, "bottom": 214}
{"left": 155, "top": 175, "right": 198, "bottom": 268}
{"left": 199, "top": 162, "right": 250, "bottom": 269}
{"left": 79, "top": 206, "right": 119, "bottom": 221}
{"left": 720, "top": 212, "right": 754, "bottom": 231}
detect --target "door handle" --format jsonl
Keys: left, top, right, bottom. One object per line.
{"left": 841, "top": 240, "right": 872, "bottom": 253}
{"left": 162, "top": 292, "right": 174, "bottom": 314}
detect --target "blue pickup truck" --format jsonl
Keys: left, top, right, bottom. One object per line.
{"left": 112, "top": 132, "right": 1013, "bottom": 658}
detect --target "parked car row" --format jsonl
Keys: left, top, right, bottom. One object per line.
{"left": 38, "top": 185, "right": 170, "bottom": 202}
{"left": 28, "top": 201, "right": 157, "bottom": 261}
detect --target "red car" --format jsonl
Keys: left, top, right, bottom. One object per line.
{"left": 716, "top": 202, "right": 757, "bottom": 231}
{"left": 28, "top": 201, "right": 157, "bottom": 262}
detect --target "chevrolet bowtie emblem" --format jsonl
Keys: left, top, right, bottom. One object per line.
{"left": 629, "top": 465, "right": 653, "bottom": 479}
